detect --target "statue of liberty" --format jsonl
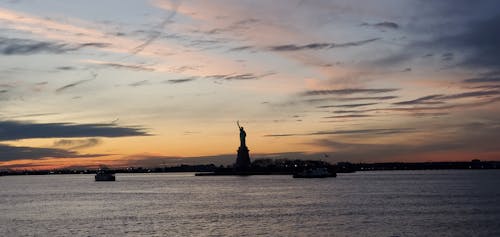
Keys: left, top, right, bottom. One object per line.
{"left": 237, "top": 120, "right": 246, "bottom": 148}
{"left": 235, "top": 120, "right": 250, "bottom": 170}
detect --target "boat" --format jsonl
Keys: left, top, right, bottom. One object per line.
{"left": 95, "top": 169, "right": 115, "bottom": 181}
{"left": 293, "top": 167, "right": 336, "bottom": 178}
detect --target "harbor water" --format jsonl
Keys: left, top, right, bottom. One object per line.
{"left": 1, "top": 170, "right": 499, "bottom": 236}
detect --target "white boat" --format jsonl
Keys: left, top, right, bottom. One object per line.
{"left": 293, "top": 167, "right": 336, "bottom": 178}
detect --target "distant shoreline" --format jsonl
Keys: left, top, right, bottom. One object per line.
{"left": 1, "top": 159, "right": 499, "bottom": 176}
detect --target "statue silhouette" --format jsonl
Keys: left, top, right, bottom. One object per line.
{"left": 235, "top": 121, "right": 251, "bottom": 170}
{"left": 237, "top": 121, "right": 246, "bottom": 148}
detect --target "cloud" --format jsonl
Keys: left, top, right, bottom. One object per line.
{"left": 265, "top": 128, "right": 414, "bottom": 137}
{"left": 2, "top": 112, "right": 59, "bottom": 120}
{"left": 229, "top": 46, "right": 254, "bottom": 51}
{"left": 302, "top": 88, "right": 398, "bottom": 96}
{"left": 165, "top": 78, "right": 197, "bottom": 84}
{"left": 0, "top": 120, "right": 149, "bottom": 141}
{"left": 207, "top": 73, "right": 257, "bottom": 80}
{"left": 330, "top": 95, "right": 500, "bottom": 118}
{"left": 394, "top": 90, "right": 500, "bottom": 105}
{"left": 322, "top": 114, "right": 374, "bottom": 119}
{"left": 362, "top": 21, "right": 399, "bottom": 30}
{"left": 310, "top": 121, "right": 500, "bottom": 162}
{"left": 471, "top": 85, "right": 500, "bottom": 89}
{"left": 53, "top": 138, "right": 101, "bottom": 150}
{"left": 435, "top": 14, "right": 500, "bottom": 69}
{"left": 412, "top": 112, "right": 449, "bottom": 117}
{"left": 78, "top": 42, "right": 110, "bottom": 48}
{"left": 0, "top": 143, "right": 105, "bottom": 161}
{"left": 131, "top": 0, "right": 181, "bottom": 55}
{"left": 441, "top": 52, "right": 454, "bottom": 62}
{"left": 55, "top": 79, "right": 93, "bottom": 93}
{"left": 92, "top": 62, "right": 156, "bottom": 71}
{"left": 302, "top": 96, "right": 398, "bottom": 104}
{"left": 374, "top": 21, "right": 399, "bottom": 29}
{"left": 440, "top": 90, "right": 500, "bottom": 99}
{"left": 55, "top": 72, "right": 97, "bottom": 92}
{"left": 463, "top": 77, "right": 500, "bottom": 83}
{"left": 269, "top": 38, "right": 379, "bottom": 52}
{"left": 317, "top": 103, "right": 378, "bottom": 108}
{"left": 199, "top": 18, "right": 260, "bottom": 36}
{"left": 311, "top": 128, "right": 415, "bottom": 135}
{"left": 56, "top": 66, "right": 76, "bottom": 71}
{"left": 0, "top": 37, "right": 108, "bottom": 55}
{"left": 0, "top": 37, "right": 65, "bottom": 55}
{"left": 206, "top": 72, "right": 274, "bottom": 81}
{"left": 393, "top": 94, "right": 444, "bottom": 105}
{"left": 333, "top": 110, "right": 369, "bottom": 114}
{"left": 373, "top": 12, "right": 500, "bottom": 70}
{"left": 129, "top": 80, "right": 150, "bottom": 87}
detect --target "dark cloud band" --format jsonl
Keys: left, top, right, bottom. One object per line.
{"left": 0, "top": 37, "right": 109, "bottom": 55}
{"left": 0, "top": 120, "right": 149, "bottom": 141}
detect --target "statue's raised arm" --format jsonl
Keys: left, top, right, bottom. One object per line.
{"left": 237, "top": 120, "right": 241, "bottom": 129}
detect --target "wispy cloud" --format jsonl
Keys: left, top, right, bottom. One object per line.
{"left": 394, "top": 90, "right": 500, "bottom": 105}
{"left": 164, "top": 77, "right": 197, "bottom": 84}
{"left": 131, "top": 0, "right": 181, "bottom": 55}
{"left": 229, "top": 45, "right": 254, "bottom": 51}
{"left": 0, "top": 37, "right": 108, "bottom": 55}
{"left": 87, "top": 61, "right": 155, "bottom": 72}
{"left": 55, "top": 79, "right": 93, "bottom": 93}
{"left": 129, "top": 80, "right": 150, "bottom": 87}
{"left": 55, "top": 72, "right": 97, "bottom": 93}
{"left": 362, "top": 21, "right": 399, "bottom": 30}
{"left": 2, "top": 112, "right": 59, "bottom": 120}
{"left": 265, "top": 128, "right": 414, "bottom": 137}
{"left": 322, "top": 114, "right": 374, "bottom": 119}
{"left": 56, "top": 66, "right": 76, "bottom": 71}
{"left": 269, "top": 38, "right": 379, "bottom": 52}
{"left": 53, "top": 138, "right": 101, "bottom": 150}
{"left": 393, "top": 94, "right": 444, "bottom": 105}
{"left": 471, "top": 85, "right": 500, "bottom": 89}
{"left": 317, "top": 103, "right": 378, "bottom": 108}
{"left": 199, "top": 18, "right": 260, "bottom": 35}
{"left": 333, "top": 110, "right": 369, "bottom": 114}
{"left": 463, "top": 77, "right": 500, "bottom": 83}
{"left": 207, "top": 72, "right": 274, "bottom": 81}
{"left": 440, "top": 90, "right": 500, "bottom": 99}
{"left": 302, "top": 88, "right": 398, "bottom": 96}
{"left": 302, "top": 96, "right": 398, "bottom": 104}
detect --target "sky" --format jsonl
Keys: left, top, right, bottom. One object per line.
{"left": 1, "top": 0, "right": 500, "bottom": 170}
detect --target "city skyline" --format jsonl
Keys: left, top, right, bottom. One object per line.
{"left": 1, "top": 0, "right": 500, "bottom": 170}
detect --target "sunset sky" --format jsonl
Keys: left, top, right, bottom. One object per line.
{"left": 1, "top": 0, "right": 500, "bottom": 170}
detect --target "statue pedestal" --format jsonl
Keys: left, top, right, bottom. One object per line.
{"left": 235, "top": 146, "right": 251, "bottom": 171}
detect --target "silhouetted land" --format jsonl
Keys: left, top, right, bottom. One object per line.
{"left": 1, "top": 159, "right": 499, "bottom": 176}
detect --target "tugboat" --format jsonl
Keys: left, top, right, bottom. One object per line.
{"left": 95, "top": 168, "right": 115, "bottom": 181}
{"left": 293, "top": 167, "right": 336, "bottom": 178}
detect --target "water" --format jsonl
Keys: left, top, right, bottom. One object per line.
{"left": 1, "top": 170, "right": 499, "bottom": 237}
